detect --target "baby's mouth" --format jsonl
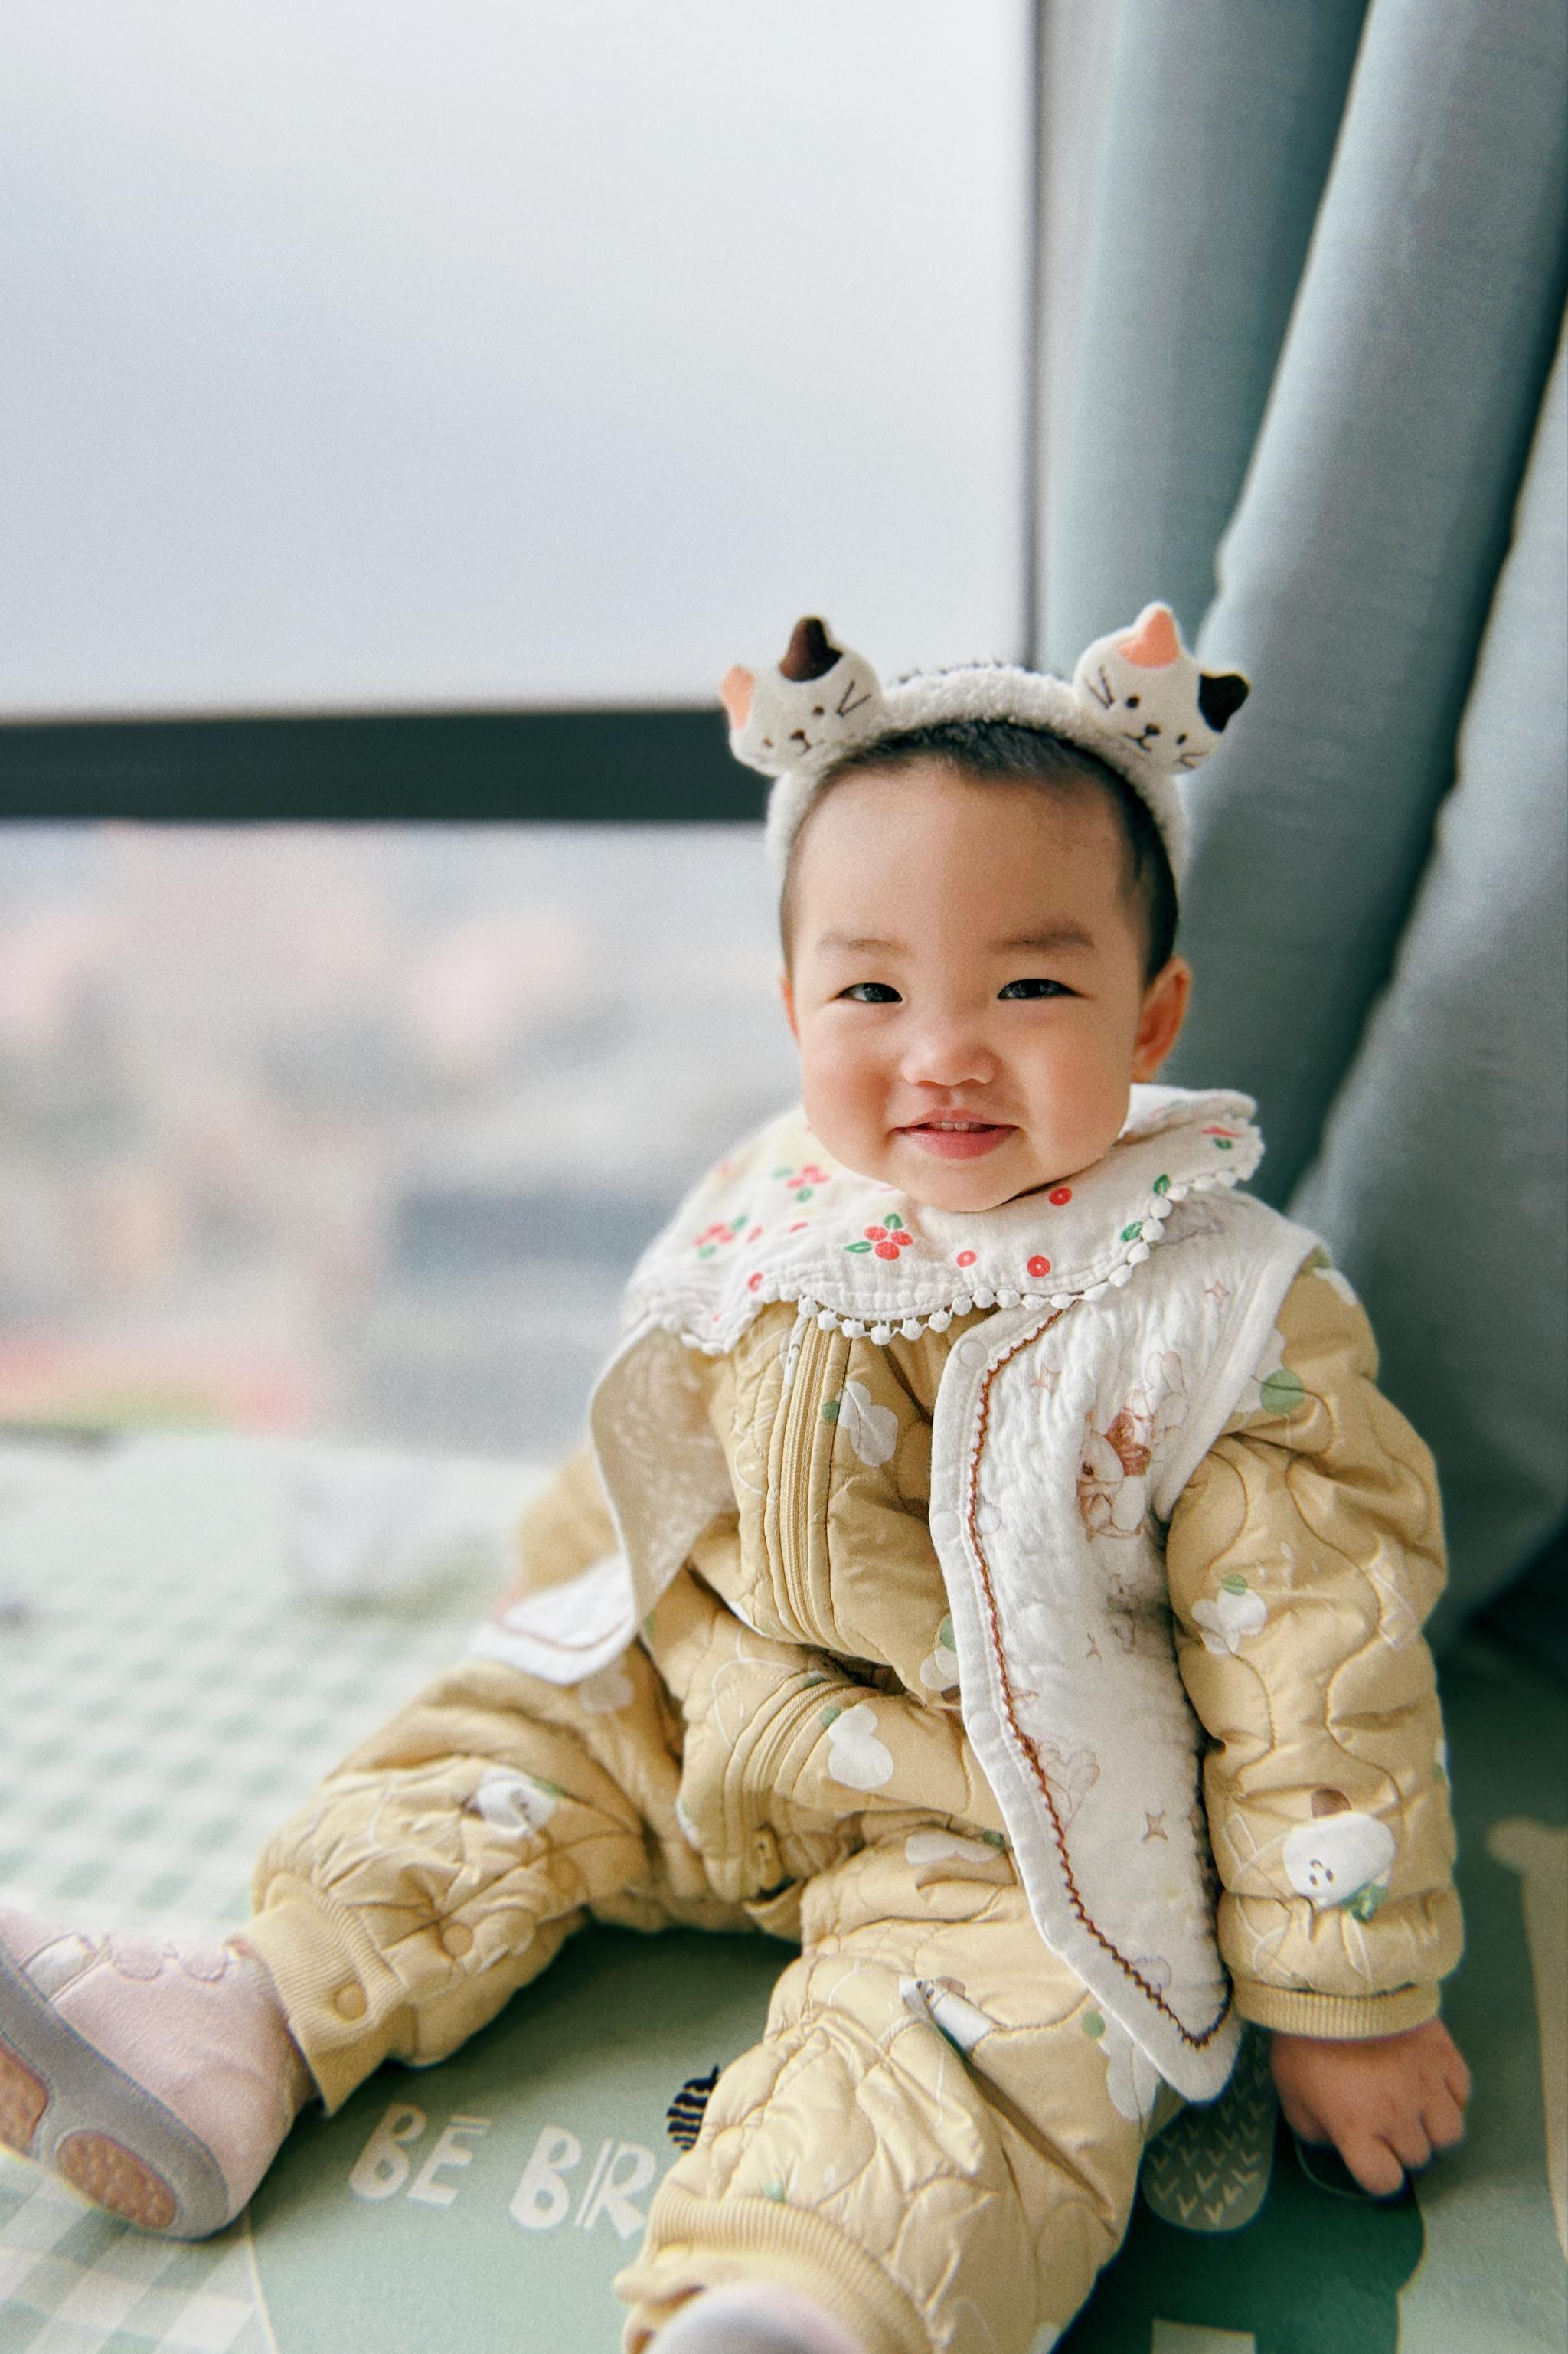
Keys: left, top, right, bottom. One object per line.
{"left": 899, "top": 1117, "right": 1015, "bottom": 1162}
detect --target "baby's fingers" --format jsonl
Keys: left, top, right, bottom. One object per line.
{"left": 1385, "top": 2118, "right": 1432, "bottom": 2173}
{"left": 1424, "top": 2085, "right": 1468, "bottom": 2152}
{"left": 1342, "top": 2135, "right": 1408, "bottom": 2199}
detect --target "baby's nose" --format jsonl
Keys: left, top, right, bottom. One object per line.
{"left": 900, "top": 1025, "right": 999, "bottom": 1087}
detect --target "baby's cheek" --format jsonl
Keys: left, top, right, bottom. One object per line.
{"left": 800, "top": 1044, "right": 894, "bottom": 1175}
{"left": 1022, "top": 1037, "right": 1130, "bottom": 1164}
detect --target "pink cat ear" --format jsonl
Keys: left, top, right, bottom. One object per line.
{"left": 720, "top": 665, "right": 755, "bottom": 727}
{"left": 1118, "top": 603, "right": 1183, "bottom": 669}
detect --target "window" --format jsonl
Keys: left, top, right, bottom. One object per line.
{"left": 1, "top": 4, "right": 1031, "bottom": 1452}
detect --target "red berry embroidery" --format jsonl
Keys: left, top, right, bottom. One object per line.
{"left": 746, "top": 1270, "right": 763, "bottom": 1292}
{"left": 1027, "top": 1254, "right": 1051, "bottom": 1279}
{"left": 1048, "top": 1185, "right": 1073, "bottom": 1206}
{"left": 694, "top": 1217, "right": 746, "bottom": 1258}
{"left": 773, "top": 1161, "right": 832, "bottom": 1204}
{"left": 956, "top": 1249, "right": 978, "bottom": 1269}
{"left": 847, "top": 1213, "right": 912, "bottom": 1260}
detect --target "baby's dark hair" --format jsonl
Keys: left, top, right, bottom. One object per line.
{"left": 780, "top": 718, "right": 1179, "bottom": 982}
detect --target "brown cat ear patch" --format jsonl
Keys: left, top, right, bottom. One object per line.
{"left": 1311, "top": 1787, "right": 1352, "bottom": 1818}
{"left": 780, "top": 616, "right": 840, "bottom": 682}
{"left": 1197, "top": 669, "right": 1250, "bottom": 732}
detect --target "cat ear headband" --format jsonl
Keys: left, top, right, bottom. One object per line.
{"left": 720, "top": 604, "right": 1250, "bottom": 890}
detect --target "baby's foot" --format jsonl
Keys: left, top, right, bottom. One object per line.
{"left": 656, "top": 2281, "right": 867, "bottom": 2354}
{"left": 0, "top": 1903, "right": 311, "bottom": 2237}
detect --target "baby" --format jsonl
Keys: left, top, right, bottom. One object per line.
{"left": 0, "top": 606, "right": 1470, "bottom": 2354}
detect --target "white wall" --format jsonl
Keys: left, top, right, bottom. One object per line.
{"left": 0, "top": 2, "right": 1030, "bottom": 716}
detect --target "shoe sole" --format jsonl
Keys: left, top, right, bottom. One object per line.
{"left": 0, "top": 1947, "right": 229, "bottom": 2237}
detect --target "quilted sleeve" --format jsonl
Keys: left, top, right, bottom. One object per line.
{"left": 493, "top": 1443, "right": 620, "bottom": 1607}
{"left": 1165, "top": 1259, "right": 1462, "bottom": 2040}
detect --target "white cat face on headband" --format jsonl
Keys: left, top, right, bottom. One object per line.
{"left": 722, "top": 601, "right": 1250, "bottom": 884}
{"left": 1071, "top": 603, "right": 1249, "bottom": 780}
{"left": 722, "top": 616, "right": 889, "bottom": 779}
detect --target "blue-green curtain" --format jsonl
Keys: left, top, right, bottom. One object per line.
{"left": 1043, "top": 0, "right": 1568, "bottom": 1640}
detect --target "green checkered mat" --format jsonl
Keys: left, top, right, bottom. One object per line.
{"left": 1, "top": 1437, "right": 1563, "bottom": 2354}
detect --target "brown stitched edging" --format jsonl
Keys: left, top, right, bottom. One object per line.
{"left": 965, "top": 1315, "right": 1228, "bottom": 2051}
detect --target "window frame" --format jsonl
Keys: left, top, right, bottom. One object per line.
{"left": 0, "top": 707, "right": 757, "bottom": 823}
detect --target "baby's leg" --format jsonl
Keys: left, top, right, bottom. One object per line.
{"left": 247, "top": 1647, "right": 722, "bottom": 2109}
{"left": 619, "top": 1822, "right": 1150, "bottom": 2354}
{"left": 2, "top": 1642, "right": 713, "bottom": 2238}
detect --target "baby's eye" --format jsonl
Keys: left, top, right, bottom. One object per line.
{"left": 1125, "top": 694, "right": 1141, "bottom": 709}
{"left": 998, "top": 978, "right": 1070, "bottom": 1001}
{"left": 839, "top": 982, "right": 901, "bottom": 1004}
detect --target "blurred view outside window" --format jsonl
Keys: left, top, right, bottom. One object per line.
{"left": 1, "top": 2, "right": 1031, "bottom": 1459}
{"left": 0, "top": 826, "right": 795, "bottom": 1456}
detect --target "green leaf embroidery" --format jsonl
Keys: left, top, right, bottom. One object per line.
{"left": 1152, "top": 1173, "right": 1171, "bottom": 1195}
{"left": 845, "top": 1240, "right": 872, "bottom": 1254}
{"left": 1220, "top": 1573, "right": 1250, "bottom": 1595}
{"left": 1259, "top": 1368, "right": 1305, "bottom": 1417}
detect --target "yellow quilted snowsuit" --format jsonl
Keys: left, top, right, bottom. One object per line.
{"left": 247, "top": 1267, "right": 1461, "bottom": 2354}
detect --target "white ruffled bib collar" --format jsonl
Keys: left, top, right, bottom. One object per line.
{"left": 624, "top": 1084, "right": 1263, "bottom": 1353}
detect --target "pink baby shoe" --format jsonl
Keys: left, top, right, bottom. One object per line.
{"left": 0, "top": 1902, "right": 309, "bottom": 2236}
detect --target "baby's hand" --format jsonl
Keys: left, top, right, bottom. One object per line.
{"left": 1269, "top": 2017, "right": 1471, "bottom": 2197}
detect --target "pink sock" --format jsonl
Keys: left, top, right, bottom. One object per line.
{"left": 655, "top": 2280, "right": 868, "bottom": 2354}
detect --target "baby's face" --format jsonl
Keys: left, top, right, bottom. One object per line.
{"left": 782, "top": 761, "right": 1190, "bottom": 1212}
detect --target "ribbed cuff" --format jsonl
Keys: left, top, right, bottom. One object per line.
{"left": 616, "top": 2185, "right": 929, "bottom": 2354}
{"left": 243, "top": 1875, "right": 416, "bottom": 2112}
{"left": 1231, "top": 1978, "right": 1440, "bottom": 2041}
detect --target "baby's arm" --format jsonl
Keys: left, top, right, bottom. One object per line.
{"left": 490, "top": 1442, "right": 619, "bottom": 1615}
{"left": 1164, "top": 1258, "right": 1469, "bottom": 2189}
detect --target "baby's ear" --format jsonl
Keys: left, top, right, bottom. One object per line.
{"left": 720, "top": 665, "right": 755, "bottom": 727}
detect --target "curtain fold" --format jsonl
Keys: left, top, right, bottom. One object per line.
{"left": 1291, "top": 318, "right": 1568, "bottom": 1643}
{"left": 1044, "top": 0, "right": 1568, "bottom": 1625}
{"left": 1042, "top": 0, "right": 1368, "bottom": 672}
{"left": 1168, "top": 0, "right": 1568, "bottom": 1195}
